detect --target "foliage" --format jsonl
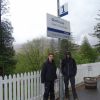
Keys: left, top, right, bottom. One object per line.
{"left": 90, "top": 10, "right": 100, "bottom": 53}
{"left": 1, "top": 0, "right": 8, "bottom": 16}
{"left": 73, "top": 37, "right": 98, "bottom": 64}
{"left": 15, "top": 39, "right": 52, "bottom": 73}
{"left": 14, "top": 36, "right": 99, "bottom": 73}
{"left": 15, "top": 49, "right": 45, "bottom": 73}
{"left": 0, "top": 0, "right": 16, "bottom": 75}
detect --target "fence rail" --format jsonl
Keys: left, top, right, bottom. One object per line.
{"left": 0, "top": 62, "right": 100, "bottom": 100}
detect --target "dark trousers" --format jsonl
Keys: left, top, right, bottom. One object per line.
{"left": 43, "top": 81, "right": 55, "bottom": 100}
{"left": 64, "top": 76, "right": 77, "bottom": 99}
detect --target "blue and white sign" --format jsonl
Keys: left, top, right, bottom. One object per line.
{"left": 47, "top": 13, "right": 70, "bottom": 39}
{"left": 59, "top": 3, "right": 68, "bottom": 17}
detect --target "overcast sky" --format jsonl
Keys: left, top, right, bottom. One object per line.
{"left": 8, "top": 0, "right": 100, "bottom": 45}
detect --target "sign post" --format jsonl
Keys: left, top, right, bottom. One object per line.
{"left": 57, "top": 0, "right": 64, "bottom": 100}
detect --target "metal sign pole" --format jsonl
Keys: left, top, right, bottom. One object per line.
{"left": 57, "top": 0, "right": 64, "bottom": 100}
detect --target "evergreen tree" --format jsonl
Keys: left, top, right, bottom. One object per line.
{"left": 92, "top": 10, "right": 100, "bottom": 52}
{"left": 0, "top": 0, "right": 16, "bottom": 75}
{"left": 80, "top": 37, "right": 97, "bottom": 63}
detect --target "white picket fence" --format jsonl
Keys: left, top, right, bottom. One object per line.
{"left": 0, "top": 62, "right": 100, "bottom": 100}
{"left": 0, "top": 70, "right": 60, "bottom": 100}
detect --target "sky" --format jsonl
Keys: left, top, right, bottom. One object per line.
{"left": 8, "top": 0, "right": 100, "bottom": 45}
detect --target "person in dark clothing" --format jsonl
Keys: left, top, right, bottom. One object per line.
{"left": 41, "top": 53, "right": 57, "bottom": 100}
{"left": 61, "top": 51, "right": 78, "bottom": 100}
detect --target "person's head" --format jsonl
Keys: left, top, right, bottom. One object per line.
{"left": 66, "top": 51, "right": 71, "bottom": 58}
{"left": 48, "top": 53, "right": 54, "bottom": 62}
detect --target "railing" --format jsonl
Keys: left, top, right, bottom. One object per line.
{"left": 0, "top": 62, "right": 100, "bottom": 100}
{"left": 0, "top": 71, "right": 44, "bottom": 100}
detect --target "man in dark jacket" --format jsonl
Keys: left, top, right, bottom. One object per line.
{"left": 41, "top": 53, "right": 57, "bottom": 100}
{"left": 61, "top": 51, "right": 78, "bottom": 100}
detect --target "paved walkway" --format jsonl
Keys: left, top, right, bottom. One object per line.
{"left": 69, "top": 78, "right": 100, "bottom": 100}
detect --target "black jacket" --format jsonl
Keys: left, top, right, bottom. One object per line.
{"left": 41, "top": 59, "right": 57, "bottom": 83}
{"left": 61, "top": 57, "right": 77, "bottom": 77}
